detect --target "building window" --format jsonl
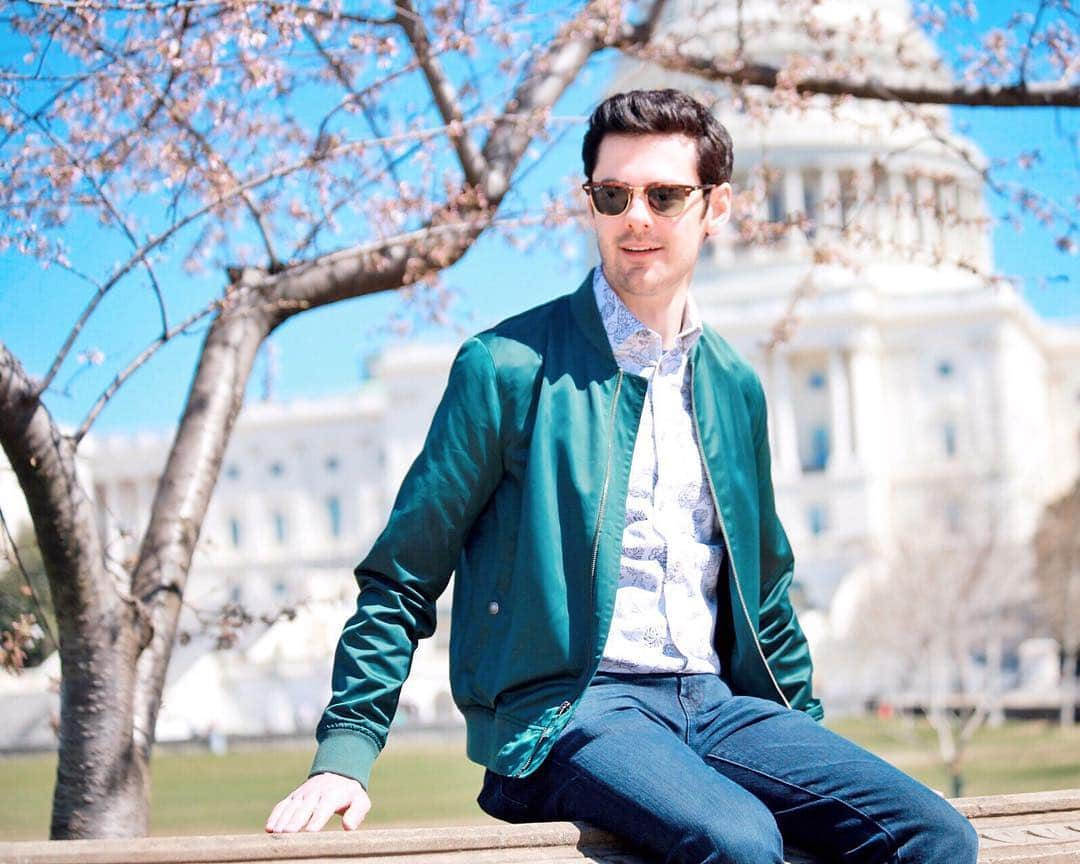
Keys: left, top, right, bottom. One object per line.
{"left": 804, "top": 174, "right": 820, "bottom": 239}
{"left": 326, "top": 495, "right": 342, "bottom": 538}
{"left": 767, "top": 184, "right": 785, "bottom": 224}
{"left": 943, "top": 422, "right": 957, "bottom": 458}
{"left": 808, "top": 370, "right": 826, "bottom": 390}
{"left": 229, "top": 518, "right": 242, "bottom": 548}
{"left": 839, "top": 171, "right": 857, "bottom": 230}
{"left": 906, "top": 175, "right": 922, "bottom": 243}
{"left": 937, "top": 359, "right": 954, "bottom": 378}
{"left": 325, "top": 456, "right": 340, "bottom": 473}
{"left": 225, "top": 464, "right": 240, "bottom": 480}
{"left": 272, "top": 511, "right": 287, "bottom": 544}
{"left": 805, "top": 425, "right": 830, "bottom": 472}
{"left": 273, "top": 579, "right": 287, "bottom": 598}
{"left": 269, "top": 461, "right": 285, "bottom": 477}
{"left": 808, "top": 504, "right": 829, "bottom": 535}
{"left": 229, "top": 584, "right": 242, "bottom": 603}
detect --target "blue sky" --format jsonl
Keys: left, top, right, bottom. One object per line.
{"left": 0, "top": 2, "right": 1076, "bottom": 437}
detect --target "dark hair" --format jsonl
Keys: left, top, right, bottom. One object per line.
{"left": 581, "top": 89, "right": 733, "bottom": 185}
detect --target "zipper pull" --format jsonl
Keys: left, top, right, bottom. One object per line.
{"left": 540, "top": 702, "right": 573, "bottom": 741}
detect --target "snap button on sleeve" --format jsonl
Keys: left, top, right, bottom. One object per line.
{"left": 488, "top": 601, "right": 500, "bottom": 615}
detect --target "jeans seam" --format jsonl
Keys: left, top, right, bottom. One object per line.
{"left": 675, "top": 681, "right": 693, "bottom": 745}
{"left": 703, "top": 753, "right": 902, "bottom": 864}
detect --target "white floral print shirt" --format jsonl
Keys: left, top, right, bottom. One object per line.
{"left": 594, "top": 267, "right": 725, "bottom": 675}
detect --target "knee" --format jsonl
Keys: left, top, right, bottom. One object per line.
{"left": 936, "top": 813, "right": 980, "bottom": 864}
{"left": 906, "top": 806, "right": 979, "bottom": 864}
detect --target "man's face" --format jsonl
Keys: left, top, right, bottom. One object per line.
{"left": 587, "top": 133, "right": 730, "bottom": 302}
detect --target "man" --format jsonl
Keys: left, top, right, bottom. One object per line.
{"left": 267, "top": 89, "right": 979, "bottom": 863}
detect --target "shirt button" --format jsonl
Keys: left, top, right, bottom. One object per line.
{"left": 488, "top": 601, "right": 500, "bottom": 615}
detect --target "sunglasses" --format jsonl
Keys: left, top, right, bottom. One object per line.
{"left": 582, "top": 182, "right": 715, "bottom": 218}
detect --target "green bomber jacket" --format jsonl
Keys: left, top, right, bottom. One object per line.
{"left": 311, "top": 270, "right": 823, "bottom": 788}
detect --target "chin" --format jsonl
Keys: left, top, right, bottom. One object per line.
{"left": 621, "top": 269, "right": 667, "bottom": 296}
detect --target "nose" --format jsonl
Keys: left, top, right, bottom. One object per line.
{"left": 623, "top": 188, "right": 654, "bottom": 232}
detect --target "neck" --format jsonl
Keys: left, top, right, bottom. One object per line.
{"left": 605, "top": 273, "right": 691, "bottom": 350}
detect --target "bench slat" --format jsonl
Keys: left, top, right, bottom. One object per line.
{"left": 2, "top": 789, "right": 1078, "bottom": 864}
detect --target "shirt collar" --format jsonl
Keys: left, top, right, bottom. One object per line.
{"left": 592, "top": 266, "right": 702, "bottom": 372}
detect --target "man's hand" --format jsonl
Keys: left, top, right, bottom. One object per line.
{"left": 265, "top": 772, "right": 371, "bottom": 833}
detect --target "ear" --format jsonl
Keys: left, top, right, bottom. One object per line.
{"left": 704, "top": 182, "right": 732, "bottom": 236}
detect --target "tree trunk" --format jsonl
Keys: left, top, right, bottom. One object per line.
{"left": 2, "top": 289, "right": 273, "bottom": 838}
{"left": 128, "top": 291, "right": 275, "bottom": 767}
{"left": 1062, "top": 647, "right": 1078, "bottom": 727}
{"left": 1, "top": 345, "right": 150, "bottom": 838}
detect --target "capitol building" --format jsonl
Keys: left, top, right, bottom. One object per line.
{"left": 2, "top": 0, "right": 1079, "bottom": 746}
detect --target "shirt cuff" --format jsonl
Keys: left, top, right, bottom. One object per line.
{"left": 309, "top": 729, "right": 382, "bottom": 790}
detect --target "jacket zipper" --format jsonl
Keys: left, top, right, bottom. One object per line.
{"left": 689, "top": 362, "right": 791, "bottom": 710}
{"left": 514, "top": 372, "right": 624, "bottom": 778}
{"left": 516, "top": 700, "right": 572, "bottom": 776}
{"left": 589, "top": 370, "right": 624, "bottom": 593}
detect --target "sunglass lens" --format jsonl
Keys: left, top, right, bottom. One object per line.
{"left": 591, "top": 185, "right": 630, "bottom": 215}
{"left": 646, "top": 185, "right": 688, "bottom": 216}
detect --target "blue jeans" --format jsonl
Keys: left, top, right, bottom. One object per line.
{"left": 478, "top": 673, "right": 979, "bottom": 864}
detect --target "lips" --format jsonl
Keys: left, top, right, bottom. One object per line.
{"left": 620, "top": 243, "right": 662, "bottom": 254}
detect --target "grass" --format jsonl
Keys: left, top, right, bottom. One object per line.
{"left": 2, "top": 717, "right": 1079, "bottom": 841}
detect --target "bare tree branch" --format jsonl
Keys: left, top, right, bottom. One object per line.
{"left": 4, "top": 101, "right": 168, "bottom": 399}
{"left": 74, "top": 300, "right": 220, "bottom": 442}
{"left": 628, "top": 43, "right": 1080, "bottom": 107}
{"left": 38, "top": 6, "right": 284, "bottom": 269}
{"left": 395, "top": 0, "right": 489, "bottom": 189}
{"left": 302, "top": 24, "right": 403, "bottom": 187}
{"left": 1019, "top": 0, "right": 1053, "bottom": 87}
{"left": 0, "top": 504, "right": 58, "bottom": 653}
{"left": 23, "top": 0, "right": 397, "bottom": 25}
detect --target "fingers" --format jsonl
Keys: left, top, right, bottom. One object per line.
{"left": 264, "top": 796, "right": 290, "bottom": 833}
{"left": 341, "top": 793, "right": 371, "bottom": 830}
{"left": 265, "top": 773, "right": 369, "bottom": 834}
{"left": 304, "top": 796, "right": 341, "bottom": 833}
{"left": 273, "top": 792, "right": 318, "bottom": 834}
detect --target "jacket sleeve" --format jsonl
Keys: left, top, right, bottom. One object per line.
{"left": 749, "top": 373, "right": 825, "bottom": 721}
{"left": 310, "top": 336, "right": 505, "bottom": 787}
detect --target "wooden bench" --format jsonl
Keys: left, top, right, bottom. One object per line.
{"left": 1, "top": 789, "right": 1077, "bottom": 863}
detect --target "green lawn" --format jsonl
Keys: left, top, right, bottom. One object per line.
{"left": 2, "top": 718, "right": 1079, "bottom": 841}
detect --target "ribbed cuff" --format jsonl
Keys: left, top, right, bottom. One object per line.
{"left": 309, "top": 729, "right": 381, "bottom": 790}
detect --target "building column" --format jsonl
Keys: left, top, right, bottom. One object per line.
{"left": 959, "top": 183, "right": 990, "bottom": 271}
{"left": 820, "top": 167, "right": 842, "bottom": 235}
{"left": 852, "top": 168, "right": 875, "bottom": 252}
{"left": 783, "top": 168, "right": 806, "bottom": 251}
{"left": 847, "top": 327, "right": 890, "bottom": 545}
{"left": 972, "top": 183, "right": 993, "bottom": 273}
{"left": 827, "top": 348, "right": 854, "bottom": 474}
{"left": 915, "top": 175, "right": 938, "bottom": 256}
{"left": 847, "top": 329, "right": 885, "bottom": 469}
{"left": 749, "top": 171, "right": 770, "bottom": 263}
{"left": 940, "top": 179, "right": 961, "bottom": 264}
{"left": 888, "top": 171, "right": 915, "bottom": 259}
{"left": 769, "top": 350, "right": 801, "bottom": 480}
